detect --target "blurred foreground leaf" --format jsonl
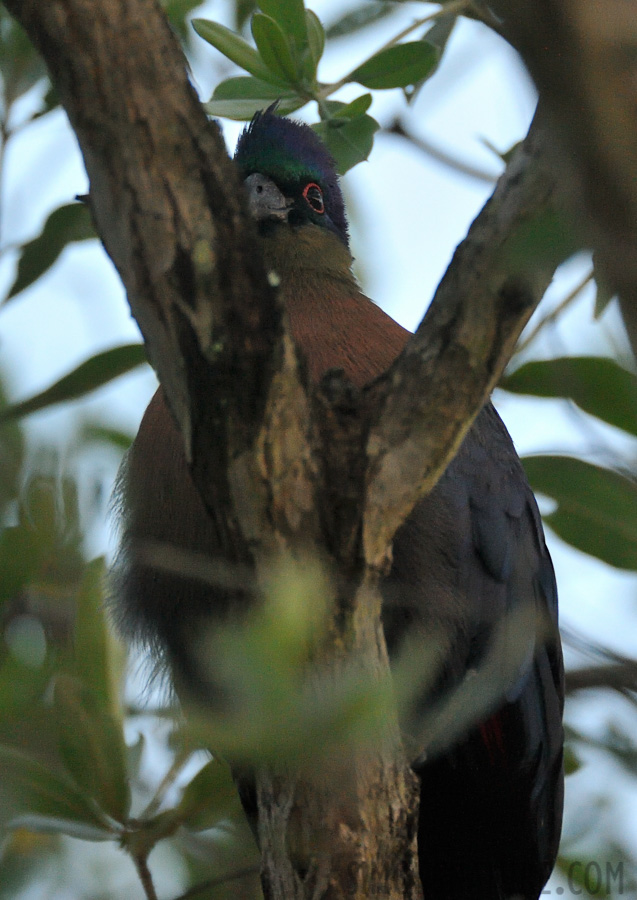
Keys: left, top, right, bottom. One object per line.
{"left": 73, "top": 558, "right": 126, "bottom": 716}
{"left": 187, "top": 557, "right": 394, "bottom": 765}
{"left": 177, "top": 758, "right": 240, "bottom": 832}
{"left": 78, "top": 422, "right": 134, "bottom": 453}
{"left": 53, "top": 675, "right": 130, "bottom": 824}
{"left": 503, "top": 207, "right": 579, "bottom": 274}
{"left": 51, "top": 560, "right": 130, "bottom": 822}
{"left": 0, "top": 744, "right": 114, "bottom": 840}
{"left": 0, "top": 377, "right": 24, "bottom": 515}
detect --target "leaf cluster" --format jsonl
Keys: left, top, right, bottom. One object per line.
{"left": 501, "top": 355, "right": 637, "bottom": 572}
{"left": 195, "top": 1, "right": 459, "bottom": 173}
{"left": 0, "top": 472, "right": 256, "bottom": 897}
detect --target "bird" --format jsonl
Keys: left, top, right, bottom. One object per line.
{"left": 113, "top": 106, "right": 564, "bottom": 900}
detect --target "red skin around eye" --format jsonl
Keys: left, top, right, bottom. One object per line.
{"left": 303, "top": 182, "right": 324, "bottom": 213}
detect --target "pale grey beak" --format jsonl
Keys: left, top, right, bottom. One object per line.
{"left": 244, "top": 172, "right": 291, "bottom": 222}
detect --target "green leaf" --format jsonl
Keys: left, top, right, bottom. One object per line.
{"left": 208, "top": 77, "right": 306, "bottom": 120}
{"left": 0, "top": 378, "right": 25, "bottom": 516}
{"left": 305, "top": 9, "right": 325, "bottom": 71}
{"left": 126, "top": 733, "right": 146, "bottom": 779}
{"left": 0, "top": 344, "right": 148, "bottom": 424}
{"left": 313, "top": 110, "right": 379, "bottom": 174}
{"left": 236, "top": 0, "right": 258, "bottom": 31}
{"left": 502, "top": 356, "right": 637, "bottom": 437}
{"left": 423, "top": 14, "right": 457, "bottom": 56}
{"left": 0, "top": 743, "right": 113, "bottom": 840}
{"left": 406, "top": 16, "right": 455, "bottom": 102}
{"left": 563, "top": 744, "right": 582, "bottom": 776}
{"left": 192, "top": 18, "right": 283, "bottom": 85}
{"left": 329, "top": 94, "right": 373, "bottom": 120}
{"left": 0, "top": 14, "right": 48, "bottom": 108}
{"left": 6, "top": 203, "right": 96, "bottom": 301}
{"left": 53, "top": 675, "right": 130, "bottom": 824}
{"left": 81, "top": 425, "right": 133, "bottom": 454}
{"left": 78, "top": 423, "right": 134, "bottom": 452}
{"left": 349, "top": 41, "right": 439, "bottom": 90}
{"left": 185, "top": 558, "right": 399, "bottom": 765}
{"left": 205, "top": 99, "right": 268, "bottom": 120}
{"left": 326, "top": 2, "right": 396, "bottom": 40}
{"left": 503, "top": 207, "right": 580, "bottom": 275}
{"left": 593, "top": 254, "right": 616, "bottom": 317}
{"left": 206, "top": 96, "right": 304, "bottom": 120}
{"left": 258, "top": 0, "right": 307, "bottom": 48}
{"left": 0, "top": 526, "right": 42, "bottom": 604}
{"left": 212, "top": 75, "right": 292, "bottom": 102}
{"left": 251, "top": 14, "right": 298, "bottom": 84}
{"left": 160, "top": 0, "right": 202, "bottom": 40}
{"left": 29, "top": 82, "right": 61, "bottom": 122}
{"left": 177, "top": 758, "right": 239, "bottom": 831}
{"left": 522, "top": 455, "right": 637, "bottom": 570}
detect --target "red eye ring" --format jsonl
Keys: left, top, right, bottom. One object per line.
{"left": 303, "top": 182, "right": 324, "bottom": 214}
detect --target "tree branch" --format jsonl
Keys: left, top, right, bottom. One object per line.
{"left": 364, "top": 107, "right": 564, "bottom": 564}
{"left": 3, "top": 0, "right": 314, "bottom": 563}
{"left": 566, "top": 662, "right": 637, "bottom": 696}
{"left": 3, "top": 2, "right": 420, "bottom": 896}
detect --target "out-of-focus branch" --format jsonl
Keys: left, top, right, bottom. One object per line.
{"left": 487, "top": 0, "right": 637, "bottom": 356}
{"left": 386, "top": 118, "right": 498, "bottom": 185}
{"left": 515, "top": 268, "right": 594, "bottom": 355}
{"left": 566, "top": 662, "right": 637, "bottom": 696}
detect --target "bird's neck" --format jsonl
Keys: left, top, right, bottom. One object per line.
{"left": 258, "top": 224, "right": 410, "bottom": 388}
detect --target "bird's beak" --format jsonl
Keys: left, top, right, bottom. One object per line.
{"left": 244, "top": 172, "right": 291, "bottom": 222}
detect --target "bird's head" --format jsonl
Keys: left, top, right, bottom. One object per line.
{"left": 234, "top": 105, "right": 349, "bottom": 249}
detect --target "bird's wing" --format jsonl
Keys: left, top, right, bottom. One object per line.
{"left": 383, "top": 401, "right": 563, "bottom": 900}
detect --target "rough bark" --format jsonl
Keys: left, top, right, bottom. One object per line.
{"left": 3, "top": 0, "right": 569, "bottom": 897}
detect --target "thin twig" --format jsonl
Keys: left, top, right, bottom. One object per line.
{"left": 387, "top": 119, "right": 499, "bottom": 184}
{"left": 515, "top": 268, "right": 594, "bottom": 355}
{"left": 566, "top": 661, "right": 637, "bottom": 695}
{"left": 319, "top": 0, "right": 472, "bottom": 98}
{"left": 0, "top": 118, "right": 9, "bottom": 249}
{"left": 134, "top": 854, "right": 159, "bottom": 900}
{"left": 141, "top": 744, "right": 194, "bottom": 820}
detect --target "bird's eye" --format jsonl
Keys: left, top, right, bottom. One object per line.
{"left": 303, "top": 182, "right": 324, "bottom": 214}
